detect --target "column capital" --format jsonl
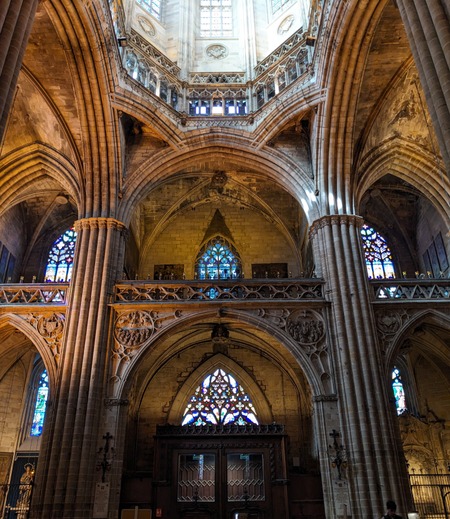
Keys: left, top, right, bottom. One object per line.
{"left": 309, "top": 214, "right": 364, "bottom": 239}
{"left": 74, "top": 217, "right": 127, "bottom": 233}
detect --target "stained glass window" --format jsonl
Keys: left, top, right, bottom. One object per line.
{"left": 361, "top": 224, "right": 395, "bottom": 279}
{"left": 200, "top": 0, "right": 233, "bottom": 37}
{"left": 31, "top": 370, "right": 49, "bottom": 436}
{"left": 195, "top": 236, "right": 242, "bottom": 280}
{"left": 182, "top": 369, "right": 259, "bottom": 426}
{"left": 136, "top": 0, "right": 161, "bottom": 20}
{"left": 392, "top": 367, "right": 407, "bottom": 415}
{"left": 44, "top": 228, "right": 77, "bottom": 282}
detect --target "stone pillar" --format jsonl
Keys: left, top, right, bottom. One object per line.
{"left": 31, "top": 217, "right": 127, "bottom": 519}
{"left": 309, "top": 215, "right": 413, "bottom": 518}
{"left": 396, "top": 0, "right": 450, "bottom": 176}
{"left": 0, "top": 0, "right": 39, "bottom": 142}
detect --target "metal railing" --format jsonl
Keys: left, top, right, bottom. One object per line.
{"left": 1, "top": 483, "right": 33, "bottom": 519}
{"left": 410, "top": 474, "right": 450, "bottom": 519}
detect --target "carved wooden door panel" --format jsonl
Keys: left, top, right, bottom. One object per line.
{"left": 153, "top": 425, "right": 289, "bottom": 519}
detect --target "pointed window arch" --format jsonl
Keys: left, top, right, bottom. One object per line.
{"left": 44, "top": 228, "right": 77, "bottom": 282}
{"left": 200, "top": 0, "right": 233, "bottom": 37}
{"left": 182, "top": 368, "right": 259, "bottom": 426}
{"left": 392, "top": 367, "right": 407, "bottom": 415}
{"left": 136, "top": 0, "right": 161, "bottom": 20}
{"left": 30, "top": 369, "right": 49, "bottom": 437}
{"left": 361, "top": 224, "right": 395, "bottom": 279}
{"left": 195, "top": 236, "right": 242, "bottom": 280}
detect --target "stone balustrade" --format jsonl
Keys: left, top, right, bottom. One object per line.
{"left": 370, "top": 280, "right": 450, "bottom": 301}
{"left": 0, "top": 283, "right": 69, "bottom": 305}
{"left": 114, "top": 279, "right": 325, "bottom": 303}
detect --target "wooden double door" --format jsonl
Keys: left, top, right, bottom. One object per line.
{"left": 153, "top": 425, "right": 289, "bottom": 519}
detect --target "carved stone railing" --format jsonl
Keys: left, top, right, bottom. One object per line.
{"left": 370, "top": 280, "right": 450, "bottom": 302}
{"left": 0, "top": 283, "right": 69, "bottom": 305}
{"left": 156, "top": 423, "right": 285, "bottom": 436}
{"left": 117, "top": 10, "right": 317, "bottom": 118}
{"left": 253, "top": 27, "right": 308, "bottom": 76}
{"left": 114, "top": 279, "right": 325, "bottom": 303}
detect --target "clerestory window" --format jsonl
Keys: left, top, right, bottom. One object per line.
{"left": 136, "top": 0, "right": 161, "bottom": 20}
{"left": 200, "top": 0, "right": 233, "bottom": 37}
{"left": 195, "top": 236, "right": 242, "bottom": 280}
{"left": 361, "top": 224, "right": 395, "bottom": 279}
{"left": 182, "top": 368, "right": 259, "bottom": 426}
{"left": 44, "top": 228, "right": 77, "bottom": 282}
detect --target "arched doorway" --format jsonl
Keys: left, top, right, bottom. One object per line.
{"left": 0, "top": 320, "right": 55, "bottom": 519}
{"left": 119, "top": 321, "right": 325, "bottom": 518}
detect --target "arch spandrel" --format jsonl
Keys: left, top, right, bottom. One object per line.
{"left": 0, "top": 313, "right": 60, "bottom": 395}
{"left": 374, "top": 308, "right": 450, "bottom": 373}
{"left": 111, "top": 305, "right": 333, "bottom": 404}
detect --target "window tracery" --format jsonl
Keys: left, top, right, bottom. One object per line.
{"left": 360, "top": 224, "right": 395, "bottom": 279}
{"left": 200, "top": 0, "right": 233, "bottom": 37}
{"left": 44, "top": 228, "right": 77, "bottom": 282}
{"left": 136, "top": 0, "right": 161, "bottom": 20}
{"left": 195, "top": 236, "right": 242, "bottom": 280}
{"left": 182, "top": 368, "right": 259, "bottom": 426}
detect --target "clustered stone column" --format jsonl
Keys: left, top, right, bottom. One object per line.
{"left": 0, "top": 0, "right": 39, "bottom": 141}
{"left": 309, "top": 215, "right": 413, "bottom": 518}
{"left": 31, "top": 217, "right": 127, "bottom": 519}
{"left": 396, "top": 0, "right": 450, "bottom": 176}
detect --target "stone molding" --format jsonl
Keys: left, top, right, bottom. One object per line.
{"left": 74, "top": 217, "right": 127, "bottom": 232}
{"left": 309, "top": 214, "right": 364, "bottom": 239}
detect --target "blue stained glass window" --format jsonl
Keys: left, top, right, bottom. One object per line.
{"left": 392, "top": 367, "right": 407, "bottom": 415}
{"left": 31, "top": 370, "right": 49, "bottom": 436}
{"left": 45, "top": 228, "right": 77, "bottom": 282}
{"left": 195, "top": 236, "right": 242, "bottom": 280}
{"left": 361, "top": 224, "right": 395, "bottom": 279}
{"left": 182, "top": 368, "right": 259, "bottom": 426}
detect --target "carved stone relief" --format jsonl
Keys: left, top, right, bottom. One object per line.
{"left": 374, "top": 309, "right": 412, "bottom": 356}
{"left": 206, "top": 44, "right": 228, "bottom": 60}
{"left": 242, "top": 307, "right": 333, "bottom": 393}
{"left": 23, "top": 313, "right": 65, "bottom": 361}
{"left": 278, "top": 15, "right": 295, "bottom": 35}
{"left": 112, "top": 309, "right": 182, "bottom": 379}
{"left": 137, "top": 16, "right": 156, "bottom": 37}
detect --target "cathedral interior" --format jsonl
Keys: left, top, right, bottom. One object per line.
{"left": 0, "top": 0, "right": 449, "bottom": 518}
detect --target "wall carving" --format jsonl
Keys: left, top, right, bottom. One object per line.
{"left": 114, "top": 310, "right": 157, "bottom": 348}
{"left": 278, "top": 15, "right": 295, "bottom": 35}
{"left": 137, "top": 16, "right": 156, "bottom": 37}
{"left": 205, "top": 44, "right": 228, "bottom": 60}
{"left": 112, "top": 309, "right": 183, "bottom": 379}
{"left": 24, "top": 313, "right": 65, "bottom": 361}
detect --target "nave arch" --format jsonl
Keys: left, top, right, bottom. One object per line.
{"left": 376, "top": 309, "right": 450, "bottom": 476}
{"left": 111, "top": 309, "right": 332, "bottom": 514}
{"left": 0, "top": 314, "right": 59, "bottom": 501}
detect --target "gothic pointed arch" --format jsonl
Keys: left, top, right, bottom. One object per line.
{"left": 195, "top": 235, "right": 242, "bottom": 280}
{"left": 167, "top": 353, "right": 273, "bottom": 424}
